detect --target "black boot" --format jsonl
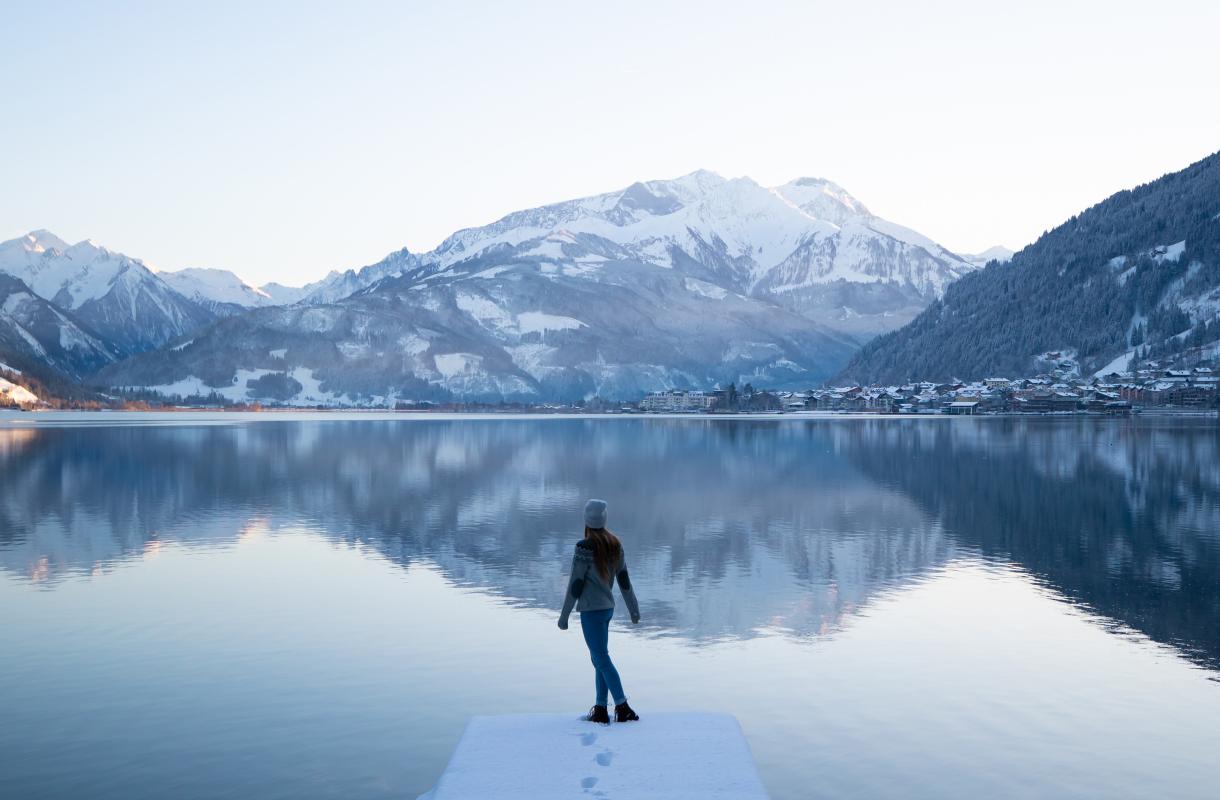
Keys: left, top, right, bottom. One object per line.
{"left": 614, "top": 702, "right": 639, "bottom": 722}
{"left": 586, "top": 705, "right": 610, "bottom": 724}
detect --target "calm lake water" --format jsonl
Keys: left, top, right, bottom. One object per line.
{"left": 1, "top": 412, "right": 1218, "bottom": 799}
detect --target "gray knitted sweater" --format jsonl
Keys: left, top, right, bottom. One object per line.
{"left": 559, "top": 539, "right": 641, "bottom": 627}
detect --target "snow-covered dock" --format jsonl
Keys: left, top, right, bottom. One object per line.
{"left": 418, "top": 712, "right": 770, "bottom": 799}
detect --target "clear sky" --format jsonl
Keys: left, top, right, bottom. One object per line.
{"left": 2, "top": 0, "right": 1218, "bottom": 287}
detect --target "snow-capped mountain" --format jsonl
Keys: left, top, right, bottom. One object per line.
{"left": 283, "top": 247, "right": 423, "bottom": 305}
{"left": 0, "top": 231, "right": 217, "bottom": 357}
{"left": 274, "top": 171, "right": 974, "bottom": 338}
{"left": 98, "top": 170, "right": 976, "bottom": 403}
{"left": 99, "top": 253, "right": 857, "bottom": 403}
{"left": 157, "top": 267, "right": 274, "bottom": 315}
{"left": 414, "top": 170, "right": 975, "bottom": 340}
{"left": 960, "top": 245, "right": 1015, "bottom": 268}
{"left": 0, "top": 274, "right": 118, "bottom": 379}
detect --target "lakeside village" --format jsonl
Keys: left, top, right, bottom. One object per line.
{"left": 3, "top": 353, "right": 1219, "bottom": 414}
{"left": 639, "top": 361, "right": 1220, "bottom": 415}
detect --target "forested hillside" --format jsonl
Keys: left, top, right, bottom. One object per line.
{"left": 839, "top": 150, "right": 1220, "bottom": 383}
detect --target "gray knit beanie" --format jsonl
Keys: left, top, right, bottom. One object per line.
{"left": 584, "top": 498, "right": 608, "bottom": 529}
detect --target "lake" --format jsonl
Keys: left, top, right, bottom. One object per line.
{"left": 1, "top": 412, "right": 1218, "bottom": 799}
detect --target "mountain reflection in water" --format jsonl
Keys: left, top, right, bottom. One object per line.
{"left": 1, "top": 416, "right": 1217, "bottom": 668}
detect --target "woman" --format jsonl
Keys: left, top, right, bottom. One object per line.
{"left": 558, "top": 498, "right": 641, "bottom": 724}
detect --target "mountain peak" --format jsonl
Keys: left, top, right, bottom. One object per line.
{"left": 677, "top": 168, "right": 723, "bottom": 181}
{"left": 661, "top": 169, "right": 730, "bottom": 196}
{"left": 158, "top": 267, "right": 274, "bottom": 307}
{"left": 20, "top": 229, "right": 72, "bottom": 253}
{"left": 773, "top": 178, "right": 871, "bottom": 224}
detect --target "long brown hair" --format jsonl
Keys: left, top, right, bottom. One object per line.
{"left": 584, "top": 526, "right": 622, "bottom": 582}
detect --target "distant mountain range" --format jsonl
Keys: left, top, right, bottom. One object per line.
{"left": 3, "top": 169, "right": 988, "bottom": 403}
{"left": 7, "top": 151, "right": 1220, "bottom": 407}
{"left": 0, "top": 231, "right": 215, "bottom": 359}
{"left": 840, "top": 151, "right": 1220, "bottom": 384}
{"left": 13, "top": 151, "right": 1220, "bottom": 405}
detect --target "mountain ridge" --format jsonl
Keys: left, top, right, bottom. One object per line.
{"left": 838, "top": 150, "right": 1220, "bottom": 384}
{"left": 0, "top": 231, "right": 217, "bottom": 358}
{"left": 9, "top": 168, "right": 979, "bottom": 403}
{"left": 96, "top": 169, "right": 975, "bottom": 403}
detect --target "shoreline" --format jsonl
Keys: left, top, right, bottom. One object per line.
{"left": 2, "top": 407, "right": 1216, "bottom": 427}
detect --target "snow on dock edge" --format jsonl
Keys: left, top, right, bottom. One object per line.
{"left": 418, "top": 712, "right": 771, "bottom": 799}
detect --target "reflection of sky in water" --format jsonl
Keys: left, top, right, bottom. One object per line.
{"left": 1, "top": 415, "right": 1219, "bottom": 800}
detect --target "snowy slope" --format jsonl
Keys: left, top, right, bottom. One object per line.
{"left": 0, "top": 273, "right": 119, "bottom": 379}
{"left": 0, "top": 373, "right": 39, "bottom": 406}
{"left": 0, "top": 231, "right": 217, "bottom": 356}
{"left": 772, "top": 176, "right": 871, "bottom": 226}
{"left": 283, "top": 171, "right": 975, "bottom": 339}
{"left": 158, "top": 267, "right": 274, "bottom": 313}
{"left": 417, "top": 170, "right": 975, "bottom": 339}
{"left": 430, "top": 171, "right": 837, "bottom": 286}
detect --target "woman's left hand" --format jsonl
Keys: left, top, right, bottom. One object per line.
{"left": 558, "top": 618, "right": 568, "bottom": 630}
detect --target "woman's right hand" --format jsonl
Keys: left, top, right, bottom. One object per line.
{"left": 558, "top": 618, "right": 568, "bottom": 630}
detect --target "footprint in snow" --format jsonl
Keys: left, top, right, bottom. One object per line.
{"left": 581, "top": 776, "right": 599, "bottom": 789}
{"left": 596, "top": 750, "right": 614, "bottom": 767}
{"left": 580, "top": 732, "right": 597, "bottom": 746}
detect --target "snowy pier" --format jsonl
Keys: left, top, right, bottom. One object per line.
{"left": 417, "top": 712, "right": 771, "bottom": 799}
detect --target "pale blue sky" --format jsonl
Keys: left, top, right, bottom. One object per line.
{"left": 3, "top": 0, "right": 1218, "bottom": 286}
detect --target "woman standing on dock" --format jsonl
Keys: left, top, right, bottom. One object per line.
{"left": 558, "top": 499, "right": 641, "bottom": 724}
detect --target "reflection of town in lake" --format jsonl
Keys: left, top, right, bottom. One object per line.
{"left": 2, "top": 416, "right": 1217, "bottom": 669}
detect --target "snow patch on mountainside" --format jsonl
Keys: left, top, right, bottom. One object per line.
{"left": 1095, "top": 349, "right": 1137, "bottom": 377}
{"left": 516, "top": 312, "right": 585, "bottom": 334}
{"left": 434, "top": 353, "right": 481, "bottom": 380}
{"left": 1154, "top": 240, "right": 1187, "bottom": 263}
{"left": 684, "top": 277, "right": 729, "bottom": 299}
{"left": 456, "top": 292, "right": 514, "bottom": 331}
{"left": 133, "top": 367, "right": 356, "bottom": 405}
{"left": 0, "top": 375, "right": 38, "bottom": 406}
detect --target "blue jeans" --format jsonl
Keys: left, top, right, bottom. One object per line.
{"left": 580, "top": 608, "right": 626, "bottom": 707}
